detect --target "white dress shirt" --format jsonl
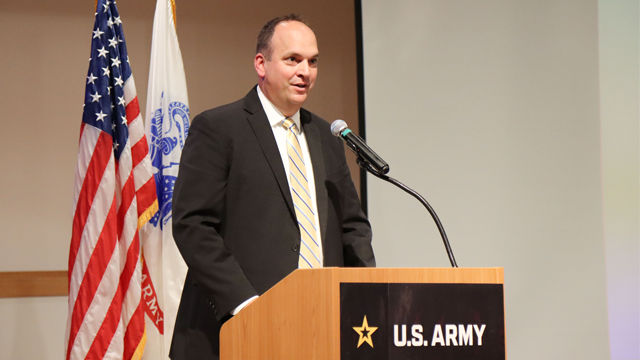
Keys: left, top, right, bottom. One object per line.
{"left": 256, "top": 85, "right": 323, "bottom": 264}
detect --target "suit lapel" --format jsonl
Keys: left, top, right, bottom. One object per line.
{"left": 244, "top": 88, "right": 296, "bottom": 219}
{"left": 243, "top": 88, "right": 329, "bottom": 254}
{"left": 301, "top": 110, "right": 329, "bottom": 255}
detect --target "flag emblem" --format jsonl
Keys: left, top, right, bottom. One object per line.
{"left": 148, "top": 93, "right": 189, "bottom": 229}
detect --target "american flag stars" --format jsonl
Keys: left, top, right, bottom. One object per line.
{"left": 82, "top": 0, "right": 130, "bottom": 160}
{"left": 97, "top": 46, "right": 108, "bottom": 58}
{"left": 95, "top": 111, "right": 107, "bottom": 122}
{"left": 90, "top": 92, "right": 101, "bottom": 102}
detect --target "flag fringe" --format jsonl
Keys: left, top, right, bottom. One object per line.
{"left": 130, "top": 326, "right": 147, "bottom": 360}
{"left": 138, "top": 199, "right": 159, "bottom": 230}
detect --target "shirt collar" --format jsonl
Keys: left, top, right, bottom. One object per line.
{"left": 257, "top": 85, "right": 302, "bottom": 133}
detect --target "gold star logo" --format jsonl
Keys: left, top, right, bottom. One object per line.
{"left": 352, "top": 315, "right": 378, "bottom": 348}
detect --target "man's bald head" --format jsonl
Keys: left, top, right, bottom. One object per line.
{"left": 256, "top": 14, "right": 314, "bottom": 60}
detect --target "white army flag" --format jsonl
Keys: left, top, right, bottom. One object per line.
{"left": 141, "top": 0, "right": 190, "bottom": 359}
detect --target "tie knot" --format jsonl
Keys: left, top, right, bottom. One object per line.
{"left": 282, "top": 117, "right": 297, "bottom": 133}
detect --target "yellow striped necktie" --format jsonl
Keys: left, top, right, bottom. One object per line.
{"left": 282, "top": 118, "right": 321, "bottom": 268}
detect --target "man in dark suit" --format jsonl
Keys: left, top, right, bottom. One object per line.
{"left": 170, "top": 14, "right": 375, "bottom": 360}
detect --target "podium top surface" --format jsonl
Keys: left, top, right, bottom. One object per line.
{"left": 294, "top": 267, "right": 504, "bottom": 284}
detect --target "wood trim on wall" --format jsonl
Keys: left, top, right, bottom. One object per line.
{"left": 0, "top": 271, "right": 68, "bottom": 298}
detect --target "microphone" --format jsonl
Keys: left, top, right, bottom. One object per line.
{"left": 331, "top": 120, "right": 390, "bottom": 174}
{"left": 331, "top": 121, "right": 457, "bottom": 267}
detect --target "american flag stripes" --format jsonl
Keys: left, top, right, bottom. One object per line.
{"left": 66, "top": 1, "right": 158, "bottom": 359}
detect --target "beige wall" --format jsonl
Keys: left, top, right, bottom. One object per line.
{"left": 0, "top": 1, "right": 359, "bottom": 358}
{"left": 0, "top": 0, "right": 360, "bottom": 272}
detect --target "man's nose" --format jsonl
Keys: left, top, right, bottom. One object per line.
{"left": 296, "top": 60, "right": 311, "bottom": 77}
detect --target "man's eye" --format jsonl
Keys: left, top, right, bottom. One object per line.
{"left": 309, "top": 59, "right": 318, "bottom": 66}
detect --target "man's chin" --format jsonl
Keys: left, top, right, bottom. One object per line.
{"left": 288, "top": 93, "right": 308, "bottom": 106}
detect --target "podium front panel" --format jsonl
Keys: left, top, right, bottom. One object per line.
{"left": 340, "top": 283, "right": 505, "bottom": 360}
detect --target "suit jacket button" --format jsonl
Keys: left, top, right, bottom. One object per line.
{"left": 292, "top": 243, "right": 299, "bottom": 252}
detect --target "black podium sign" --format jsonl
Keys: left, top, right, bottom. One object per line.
{"left": 340, "top": 283, "right": 505, "bottom": 360}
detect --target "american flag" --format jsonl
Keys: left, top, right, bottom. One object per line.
{"left": 65, "top": 1, "right": 158, "bottom": 359}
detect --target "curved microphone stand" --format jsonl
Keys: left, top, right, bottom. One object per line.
{"left": 356, "top": 158, "right": 458, "bottom": 268}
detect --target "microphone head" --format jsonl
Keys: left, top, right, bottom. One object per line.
{"left": 331, "top": 119, "right": 348, "bottom": 137}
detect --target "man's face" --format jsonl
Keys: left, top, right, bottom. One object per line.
{"left": 255, "top": 21, "right": 319, "bottom": 117}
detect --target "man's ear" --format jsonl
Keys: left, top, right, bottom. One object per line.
{"left": 255, "top": 53, "right": 266, "bottom": 78}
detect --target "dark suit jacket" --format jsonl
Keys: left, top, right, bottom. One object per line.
{"left": 170, "top": 87, "right": 375, "bottom": 360}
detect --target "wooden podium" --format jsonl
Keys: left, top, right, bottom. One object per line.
{"left": 220, "top": 267, "right": 505, "bottom": 360}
